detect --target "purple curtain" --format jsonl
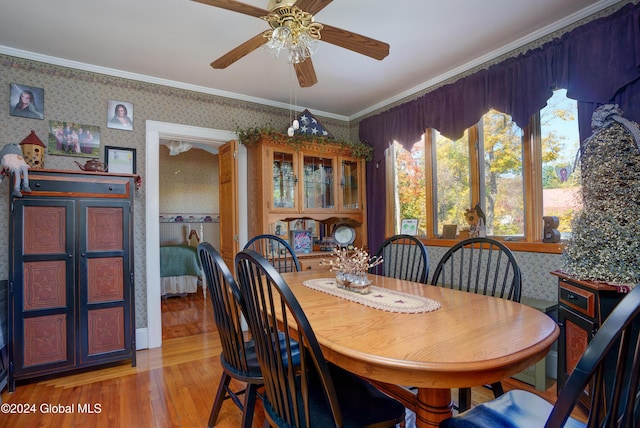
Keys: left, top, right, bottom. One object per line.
{"left": 360, "top": 2, "right": 640, "bottom": 252}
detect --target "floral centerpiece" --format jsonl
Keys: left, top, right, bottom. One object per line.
{"left": 322, "top": 247, "right": 383, "bottom": 294}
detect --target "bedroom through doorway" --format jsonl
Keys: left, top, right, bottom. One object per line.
{"left": 158, "top": 143, "right": 220, "bottom": 340}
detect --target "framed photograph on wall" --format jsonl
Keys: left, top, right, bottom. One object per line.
{"left": 48, "top": 120, "right": 100, "bottom": 157}
{"left": 105, "top": 146, "right": 136, "bottom": 174}
{"left": 107, "top": 100, "right": 133, "bottom": 130}
{"left": 10, "top": 83, "right": 44, "bottom": 120}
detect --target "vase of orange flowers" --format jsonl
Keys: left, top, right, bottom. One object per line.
{"left": 322, "top": 247, "right": 383, "bottom": 294}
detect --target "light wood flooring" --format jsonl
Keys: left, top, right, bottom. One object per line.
{"left": 1, "top": 290, "right": 585, "bottom": 427}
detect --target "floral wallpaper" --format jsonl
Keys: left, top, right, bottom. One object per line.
{"left": 159, "top": 147, "right": 219, "bottom": 214}
{"left": 0, "top": 54, "right": 350, "bottom": 328}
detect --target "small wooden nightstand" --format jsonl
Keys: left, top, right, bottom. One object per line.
{"left": 552, "top": 270, "right": 623, "bottom": 407}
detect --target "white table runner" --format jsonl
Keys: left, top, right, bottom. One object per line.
{"left": 303, "top": 278, "right": 440, "bottom": 314}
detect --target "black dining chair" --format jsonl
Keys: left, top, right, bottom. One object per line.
{"left": 235, "top": 249, "right": 406, "bottom": 428}
{"left": 243, "top": 233, "right": 301, "bottom": 273}
{"left": 197, "top": 242, "right": 261, "bottom": 428}
{"left": 369, "top": 234, "right": 429, "bottom": 284}
{"left": 431, "top": 237, "right": 522, "bottom": 411}
{"left": 198, "top": 242, "right": 300, "bottom": 428}
{"left": 441, "top": 283, "right": 640, "bottom": 428}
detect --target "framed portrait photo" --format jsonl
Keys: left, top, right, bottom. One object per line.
{"left": 105, "top": 146, "right": 136, "bottom": 174}
{"left": 10, "top": 83, "right": 44, "bottom": 120}
{"left": 107, "top": 100, "right": 133, "bottom": 131}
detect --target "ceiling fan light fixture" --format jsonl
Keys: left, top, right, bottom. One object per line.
{"left": 264, "top": 26, "right": 292, "bottom": 60}
{"left": 262, "top": 5, "right": 323, "bottom": 64}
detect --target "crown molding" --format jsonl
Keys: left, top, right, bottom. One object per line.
{"left": 0, "top": 46, "right": 349, "bottom": 123}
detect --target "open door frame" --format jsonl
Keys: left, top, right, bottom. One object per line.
{"left": 218, "top": 140, "right": 240, "bottom": 268}
{"left": 144, "top": 121, "right": 246, "bottom": 349}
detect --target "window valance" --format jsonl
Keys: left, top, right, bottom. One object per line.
{"left": 360, "top": 2, "right": 640, "bottom": 151}
{"left": 360, "top": 2, "right": 640, "bottom": 252}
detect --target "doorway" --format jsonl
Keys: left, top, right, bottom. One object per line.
{"left": 144, "top": 121, "right": 247, "bottom": 349}
{"left": 158, "top": 144, "right": 219, "bottom": 340}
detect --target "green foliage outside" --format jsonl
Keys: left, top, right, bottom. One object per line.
{"left": 395, "top": 90, "right": 580, "bottom": 237}
{"left": 481, "top": 111, "right": 526, "bottom": 235}
{"left": 395, "top": 141, "right": 427, "bottom": 235}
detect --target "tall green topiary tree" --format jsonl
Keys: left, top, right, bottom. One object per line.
{"left": 563, "top": 105, "right": 640, "bottom": 286}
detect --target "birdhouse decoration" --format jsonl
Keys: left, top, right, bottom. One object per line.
{"left": 19, "top": 130, "right": 46, "bottom": 168}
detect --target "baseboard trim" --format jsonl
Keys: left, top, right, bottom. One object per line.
{"left": 136, "top": 328, "right": 149, "bottom": 350}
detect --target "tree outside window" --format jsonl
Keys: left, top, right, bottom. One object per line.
{"left": 392, "top": 89, "right": 581, "bottom": 244}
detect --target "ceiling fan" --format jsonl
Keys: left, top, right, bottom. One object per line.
{"left": 193, "top": 0, "right": 390, "bottom": 87}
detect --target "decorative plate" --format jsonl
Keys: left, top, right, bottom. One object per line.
{"left": 333, "top": 224, "right": 356, "bottom": 247}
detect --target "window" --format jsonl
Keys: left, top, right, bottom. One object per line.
{"left": 434, "top": 129, "right": 470, "bottom": 235}
{"left": 394, "top": 138, "right": 427, "bottom": 235}
{"left": 480, "top": 111, "right": 525, "bottom": 236}
{"left": 392, "top": 89, "right": 581, "bottom": 244}
{"left": 540, "top": 89, "right": 582, "bottom": 239}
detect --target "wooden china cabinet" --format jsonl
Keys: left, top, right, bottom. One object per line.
{"left": 8, "top": 170, "right": 136, "bottom": 390}
{"left": 245, "top": 135, "right": 368, "bottom": 271}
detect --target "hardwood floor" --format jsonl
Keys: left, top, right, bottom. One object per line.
{"left": 162, "top": 291, "right": 216, "bottom": 340}
{"left": 1, "top": 290, "right": 584, "bottom": 427}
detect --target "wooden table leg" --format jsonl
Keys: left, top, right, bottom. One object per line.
{"left": 415, "top": 388, "right": 453, "bottom": 427}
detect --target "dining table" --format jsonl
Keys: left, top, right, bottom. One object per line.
{"left": 279, "top": 270, "right": 559, "bottom": 427}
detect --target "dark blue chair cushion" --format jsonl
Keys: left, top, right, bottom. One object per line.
{"left": 222, "top": 332, "right": 301, "bottom": 379}
{"left": 440, "top": 390, "right": 586, "bottom": 428}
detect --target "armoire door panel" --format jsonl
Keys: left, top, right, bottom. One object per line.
{"left": 23, "top": 260, "right": 67, "bottom": 310}
{"left": 86, "top": 206, "right": 124, "bottom": 252}
{"left": 23, "top": 205, "right": 67, "bottom": 255}
{"left": 87, "top": 257, "right": 124, "bottom": 303}
{"left": 87, "top": 307, "right": 125, "bottom": 355}
{"left": 23, "top": 314, "right": 68, "bottom": 367}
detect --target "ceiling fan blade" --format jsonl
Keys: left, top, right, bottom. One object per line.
{"left": 192, "top": 0, "right": 268, "bottom": 18}
{"left": 211, "top": 33, "right": 268, "bottom": 69}
{"left": 294, "top": 60, "right": 318, "bottom": 87}
{"left": 320, "top": 24, "right": 389, "bottom": 60}
{"left": 295, "top": 0, "right": 333, "bottom": 15}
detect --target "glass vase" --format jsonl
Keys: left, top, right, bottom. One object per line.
{"left": 336, "top": 271, "right": 371, "bottom": 294}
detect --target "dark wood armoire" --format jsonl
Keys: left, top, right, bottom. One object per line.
{"left": 8, "top": 169, "right": 136, "bottom": 390}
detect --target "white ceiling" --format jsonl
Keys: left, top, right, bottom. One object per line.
{"left": 0, "top": 0, "right": 619, "bottom": 121}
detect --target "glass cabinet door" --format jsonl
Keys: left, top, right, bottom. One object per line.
{"left": 302, "top": 155, "right": 335, "bottom": 210}
{"left": 340, "top": 158, "right": 360, "bottom": 210}
{"left": 272, "top": 150, "right": 297, "bottom": 209}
